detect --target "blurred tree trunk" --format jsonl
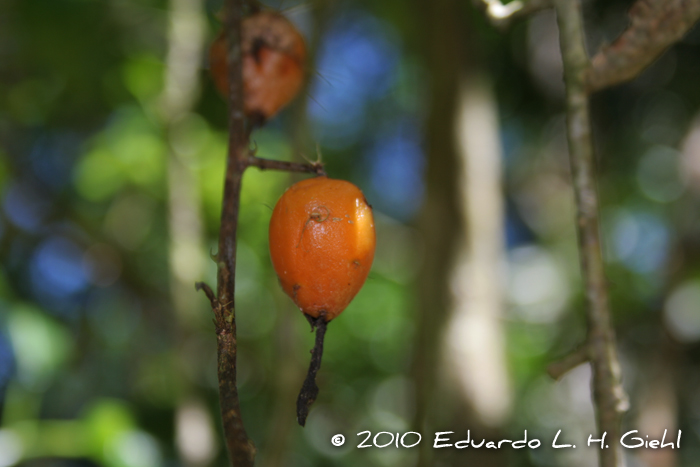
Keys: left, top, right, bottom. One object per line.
{"left": 163, "top": 0, "right": 206, "bottom": 327}
{"left": 410, "top": 2, "right": 461, "bottom": 461}
{"left": 161, "top": 0, "right": 218, "bottom": 465}
{"left": 410, "top": 1, "right": 509, "bottom": 466}
{"left": 446, "top": 72, "right": 512, "bottom": 428}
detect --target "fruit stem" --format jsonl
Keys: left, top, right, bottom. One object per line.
{"left": 296, "top": 314, "right": 328, "bottom": 426}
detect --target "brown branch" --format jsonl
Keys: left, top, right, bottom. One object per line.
{"left": 245, "top": 156, "right": 326, "bottom": 175}
{"left": 475, "top": 0, "right": 552, "bottom": 29}
{"left": 212, "top": 0, "right": 255, "bottom": 464}
{"left": 586, "top": 0, "right": 700, "bottom": 93}
{"left": 553, "top": 1, "right": 629, "bottom": 467}
{"left": 202, "top": 3, "right": 326, "bottom": 462}
{"left": 195, "top": 281, "right": 218, "bottom": 309}
{"left": 547, "top": 345, "right": 589, "bottom": 380}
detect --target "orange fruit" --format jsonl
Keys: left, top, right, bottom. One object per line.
{"left": 269, "top": 176, "right": 376, "bottom": 321}
{"left": 209, "top": 11, "right": 306, "bottom": 123}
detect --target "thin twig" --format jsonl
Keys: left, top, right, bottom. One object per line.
{"left": 553, "top": 1, "right": 629, "bottom": 467}
{"left": 245, "top": 156, "right": 326, "bottom": 175}
{"left": 587, "top": 0, "right": 700, "bottom": 93}
{"left": 475, "top": 0, "right": 552, "bottom": 29}
{"left": 547, "top": 345, "right": 589, "bottom": 380}
{"left": 195, "top": 281, "right": 218, "bottom": 309}
{"left": 296, "top": 314, "right": 328, "bottom": 427}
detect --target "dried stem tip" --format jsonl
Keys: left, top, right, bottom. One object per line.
{"left": 297, "top": 314, "right": 329, "bottom": 426}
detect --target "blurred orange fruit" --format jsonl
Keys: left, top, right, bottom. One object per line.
{"left": 210, "top": 11, "right": 306, "bottom": 123}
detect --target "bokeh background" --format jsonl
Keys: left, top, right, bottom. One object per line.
{"left": 2, "top": 0, "right": 700, "bottom": 466}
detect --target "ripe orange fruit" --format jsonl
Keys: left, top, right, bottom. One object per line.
{"left": 209, "top": 11, "right": 306, "bottom": 123}
{"left": 269, "top": 176, "right": 376, "bottom": 321}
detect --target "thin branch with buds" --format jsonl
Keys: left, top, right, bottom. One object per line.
{"left": 209, "top": 1, "right": 257, "bottom": 464}
{"left": 195, "top": 0, "right": 322, "bottom": 465}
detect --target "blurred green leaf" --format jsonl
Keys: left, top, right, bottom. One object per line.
{"left": 7, "top": 305, "right": 72, "bottom": 390}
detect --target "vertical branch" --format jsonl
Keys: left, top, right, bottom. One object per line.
{"left": 215, "top": 0, "right": 255, "bottom": 465}
{"left": 553, "top": 1, "right": 628, "bottom": 467}
{"left": 201, "top": 2, "right": 323, "bottom": 462}
{"left": 478, "top": 2, "right": 699, "bottom": 466}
